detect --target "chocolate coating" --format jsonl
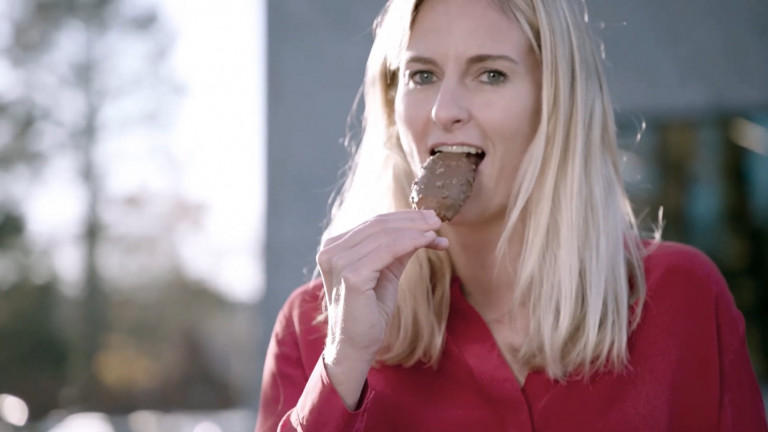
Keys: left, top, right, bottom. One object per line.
{"left": 410, "top": 152, "right": 482, "bottom": 221}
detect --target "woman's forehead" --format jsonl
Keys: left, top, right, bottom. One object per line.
{"left": 404, "top": 0, "right": 530, "bottom": 61}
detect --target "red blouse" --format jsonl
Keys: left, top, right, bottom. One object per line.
{"left": 255, "top": 242, "right": 768, "bottom": 431}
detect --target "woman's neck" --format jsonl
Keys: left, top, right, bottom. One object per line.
{"left": 440, "top": 218, "right": 525, "bottom": 319}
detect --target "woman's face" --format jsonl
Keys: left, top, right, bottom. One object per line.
{"left": 395, "top": 0, "right": 541, "bottom": 225}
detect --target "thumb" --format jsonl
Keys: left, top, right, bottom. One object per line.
{"left": 374, "top": 250, "right": 419, "bottom": 318}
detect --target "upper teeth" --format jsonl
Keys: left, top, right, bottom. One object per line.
{"left": 434, "top": 145, "right": 482, "bottom": 154}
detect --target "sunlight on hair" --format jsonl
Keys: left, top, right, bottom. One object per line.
{"left": 48, "top": 413, "right": 115, "bottom": 432}
{"left": 599, "top": 39, "right": 606, "bottom": 61}
{"left": 597, "top": 21, "right": 628, "bottom": 29}
{"left": 192, "top": 421, "right": 223, "bottom": 432}
{"left": 654, "top": 207, "right": 665, "bottom": 242}
{"left": 0, "top": 394, "right": 28, "bottom": 427}
{"left": 618, "top": 150, "right": 647, "bottom": 184}
{"left": 634, "top": 118, "right": 647, "bottom": 147}
{"left": 580, "top": 0, "right": 589, "bottom": 22}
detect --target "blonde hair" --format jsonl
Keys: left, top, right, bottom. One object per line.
{"left": 319, "top": 0, "right": 648, "bottom": 381}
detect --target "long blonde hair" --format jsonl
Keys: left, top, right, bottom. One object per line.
{"left": 320, "top": 0, "right": 648, "bottom": 381}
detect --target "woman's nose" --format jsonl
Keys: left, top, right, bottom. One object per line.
{"left": 430, "top": 83, "right": 470, "bottom": 131}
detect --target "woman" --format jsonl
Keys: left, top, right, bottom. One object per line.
{"left": 256, "top": 0, "right": 768, "bottom": 430}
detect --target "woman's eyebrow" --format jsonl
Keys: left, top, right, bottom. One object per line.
{"left": 466, "top": 54, "right": 519, "bottom": 66}
{"left": 402, "top": 55, "right": 439, "bottom": 67}
{"left": 402, "top": 54, "right": 519, "bottom": 67}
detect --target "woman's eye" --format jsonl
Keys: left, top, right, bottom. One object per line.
{"left": 480, "top": 69, "right": 507, "bottom": 84}
{"left": 410, "top": 70, "right": 437, "bottom": 85}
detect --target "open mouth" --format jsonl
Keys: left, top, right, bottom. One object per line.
{"left": 430, "top": 144, "right": 486, "bottom": 163}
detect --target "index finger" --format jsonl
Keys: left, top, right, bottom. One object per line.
{"left": 322, "top": 210, "right": 442, "bottom": 250}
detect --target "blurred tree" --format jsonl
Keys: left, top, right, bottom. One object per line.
{"left": 0, "top": 0, "right": 177, "bottom": 412}
{"left": 88, "top": 194, "right": 245, "bottom": 413}
{"left": 0, "top": 208, "right": 69, "bottom": 420}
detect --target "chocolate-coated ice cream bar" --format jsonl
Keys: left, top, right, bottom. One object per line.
{"left": 410, "top": 148, "right": 483, "bottom": 222}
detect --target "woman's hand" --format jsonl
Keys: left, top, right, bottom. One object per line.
{"left": 316, "top": 210, "right": 447, "bottom": 409}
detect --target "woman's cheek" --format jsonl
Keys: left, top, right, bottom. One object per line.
{"left": 396, "top": 99, "right": 426, "bottom": 162}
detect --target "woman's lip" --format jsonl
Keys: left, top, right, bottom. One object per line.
{"left": 428, "top": 142, "right": 485, "bottom": 155}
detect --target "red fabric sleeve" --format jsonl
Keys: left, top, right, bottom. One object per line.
{"left": 290, "top": 357, "right": 373, "bottom": 431}
{"left": 255, "top": 285, "right": 372, "bottom": 432}
{"left": 715, "top": 285, "right": 768, "bottom": 431}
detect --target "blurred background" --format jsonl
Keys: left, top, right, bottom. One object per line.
{"left": 0, "top": 0, "right": 766, "bottom": 431}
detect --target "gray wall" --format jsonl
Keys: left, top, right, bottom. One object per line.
{"left": 259, "top": 0, "right": 768, "bottom": 403}
{"left": 592, "top": 0, "right": 768, "bottom": 115}
{"left": 263, "top": 0, "right": 381, "bottom": 317}
{"left": 256, "top": 1, "right": 382, "bottom": 403}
